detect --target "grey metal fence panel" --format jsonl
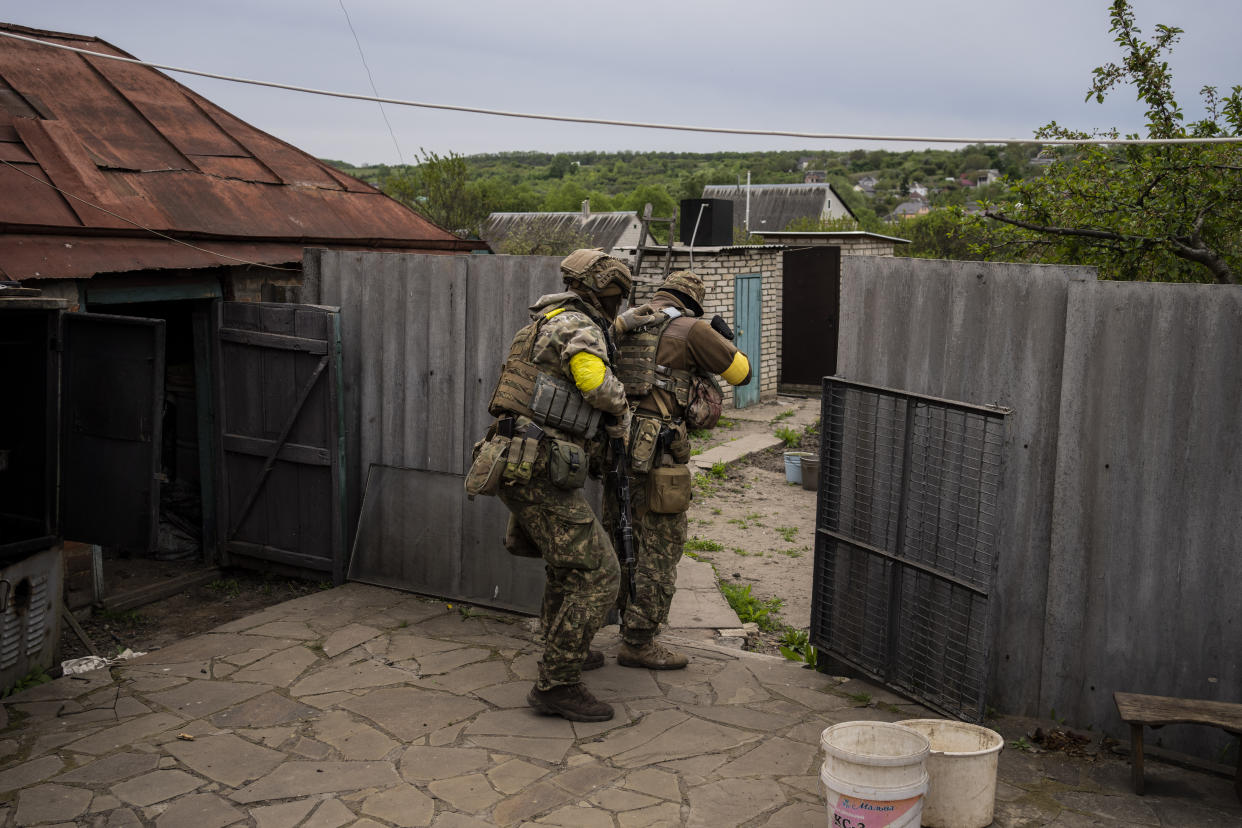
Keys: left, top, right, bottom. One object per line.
{"left": 813, "top": 378, "right": 1008, "bottom": 721}
{"left": 312, "top": 250, "right": 564, "bottom": 612}
{"left": 1045, "top": 280, "right": 1242, "bottom": 757}
{"left": 837, "top": 257, "right": 1093, "bottom": 716}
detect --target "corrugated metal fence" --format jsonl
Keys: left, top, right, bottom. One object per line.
{"left": 837, "top": 257, "right": 1242, "bottom": 759}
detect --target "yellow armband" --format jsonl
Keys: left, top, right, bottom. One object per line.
{"left": 569, "top": 351, "right": 607, "bottom": 392}
{"left": 721, "top": 352, "right": 750, "bottom": 386}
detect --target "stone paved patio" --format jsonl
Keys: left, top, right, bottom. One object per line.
{"left": 1, "top": 583, "right": 1239, "bottom": 826}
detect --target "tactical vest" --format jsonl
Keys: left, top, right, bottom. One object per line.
{"left": 488, "top": 307, "right": 602, "bottom": 439}
{"left": 614, "top": 309, "right": 695, "bottom": 412}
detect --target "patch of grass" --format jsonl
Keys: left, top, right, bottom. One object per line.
{"left": 2, "top": 667, "right": 52, "bottom": 698}
{"left": 778, "top": 546, "right": 806, "bottom": 558}
{"left": 684, "top": 550, "right": 704, "bottom": 561}
{"left": 208, "top": 578, "right": 242, "bottom": 598}
{"left": 773, "top": 409, "right": 795, "bottom": 422}
{"left": 732, "top": 547, "right": 762, "bottom": 557}
{"left": 848, "top": 691, "right": 873, "bottom": 706}
{"left": 693, "top": 473, "right": 718, "bottom": 496}
{"left": 710, "top": 507, "right": 722, "bottom": 515}
{"left": 806, "top": 418, "right": 820, "bottom": 436}
{"left": 775, "top": 426, "right": 802, "bottom": 448}
{"left": 1009, "top": 736, "right": 1034, "bottom": 753}
{"left": 775, "top": 526, "right": 798, "bottom": 542}
{"left": 689, "top": 428, "right": 712, "bottom": 440}
{"left": 718, "top": 581, "right": 784, "bottom": 631}
{"left": 708, "top": 462, "right": 727, "bottom": 479}
{"left": 716, "top": 418, "right": 736, "bottom": 429}
{"left": 685, "top": 537, "right": 723, "bottom": 552}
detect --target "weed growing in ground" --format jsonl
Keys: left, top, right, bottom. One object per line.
{"left": 708, "top": 462, "right": 727, "bottom": 479}
{"left": 689, "top": 428, "right": 711, "bottom": 440}
{"left": 773, "top": 409, "right": 795, "bottom": 422}
{"left": 775, "top": 526, "right": 798, "bottom": 542}
{"left": 685, "top": 537, "right": 723, "bottom": 552}
{"left": 806, "top": 418, "right": 820, "bottom": 436}
{"left": 1009, "top": 736, "right": 1034, "bottom": 753}
{"left": 778, "top": 546, "right": 806, "bottom": 558}
{"left": 208, "top": 578, "right": 242, "bottom": 598}
{"left": 775, "top": 426, "right": 802, "bottom": 448}
{"left": 710, "top": 507, "right": 722, "bottom": 515}
{"left": 779, "top": 629, "right": 818, "bottom": 669}
{"left": 692, "top": 473, "right": 718, "bottom": 496}
{"left": 718, "top": 581, "right": 784, "bottom": 631}
{"left": 848, "top": 691, "right": 873, "bottom": 706}
{"left": 1, "top": 667, "right": 51, "bottom": 698}
{"left": 717, "top": 418, "right": 736, "bottom": 429}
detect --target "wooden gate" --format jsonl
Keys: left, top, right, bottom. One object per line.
{"left": 214, "top": 302, "right": 347, "bottom": 583}
{"left": 733, "top": 274, "right": 762, "bottom": 408}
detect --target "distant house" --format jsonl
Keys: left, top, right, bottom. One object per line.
{"left": 976, "top": 168, "right": 1002, "bottom": 186}
{"left": 803, "top": 170, "right": 827, "bottom": 184}
{"left": 482, "top": 201, "right": 643, "bottom": 254}
{"left": 908, "top": 181, "right": 929, "bottom": 198}
{"left": 889, "top": 199, "right": 931, "bottom": 220}
{"left": 854, "top": 174, "right": 879, "bottom": 196}
{"left": 702, "top": 182, "right": 856, "bottom": 233}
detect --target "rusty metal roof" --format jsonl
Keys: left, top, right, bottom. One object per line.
{"left": 0, "top": 23, "right": 485, "bottom": 280}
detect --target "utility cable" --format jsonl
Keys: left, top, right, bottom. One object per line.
{"left": 0, "top": 158, "right": 297, "bottom": 271}
{"left": 337, "top": 0, "right": 404, "bottom": 164}
{"left": 3, "top": 29, "right": 1241, "bottom": 147}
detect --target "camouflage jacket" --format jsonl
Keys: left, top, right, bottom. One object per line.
{"left": 526, "top": 291, "right": 628, "bottom": 419}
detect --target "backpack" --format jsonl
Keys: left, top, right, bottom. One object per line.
{"left": 685, "top": 372, "right": 723, "bottom": 429}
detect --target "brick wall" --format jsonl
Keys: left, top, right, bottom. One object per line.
{"left": 629, "top": 246, "right": 783, "bottom": 408}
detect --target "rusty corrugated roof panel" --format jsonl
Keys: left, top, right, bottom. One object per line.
{"left": 0, "top": 23, "right": 485, "bottom": 280}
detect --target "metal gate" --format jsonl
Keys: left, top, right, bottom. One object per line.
{"left": 810, "top": 377, "right": 1010, "bottom": 721}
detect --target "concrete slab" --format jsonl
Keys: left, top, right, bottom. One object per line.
{"left": 690, "top": 433, "right": 784, "bottom": 471}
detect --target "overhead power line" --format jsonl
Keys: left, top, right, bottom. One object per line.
{"left": 337, "top": 0, "right": 404, "bottom": 164}
{"left": 3, "top": 29, "right": 1242, "bottom": 147}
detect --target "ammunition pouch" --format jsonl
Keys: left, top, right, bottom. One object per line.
{"left": 504, "top": 514, "right": 542, "bottom": 558}
{"left": 465, "top": 435, "right": 510, "bottom": 498}
{"left": 530, "top": 373, "right": 601, "bottom": 439}
{"left": 547, "top": 439, "right": 588, "bottom": 489}
{"left": 628, "top": 416, "right": 662, "bottom": 474}
{"left": 647, "top": 465, "right": 693, "bottom": 514}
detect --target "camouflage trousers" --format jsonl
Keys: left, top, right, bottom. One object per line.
{"left": 603, "top": 465, "right": 688, "bottom": 648}
{"left": 500, "top": 471, "right": 619, "bottom": 691}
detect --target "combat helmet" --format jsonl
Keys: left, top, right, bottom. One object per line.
{"left": 658, "top": 270, "right": 704, "bottom": 316}
{"left": 560, "top": 249, "right": 633, "bottom": 298}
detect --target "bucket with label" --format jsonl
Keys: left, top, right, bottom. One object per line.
{"left": 896, "top": 719, "right": 1004, "bottom": 828}
{"left": 820, "top": 721, "right": 930, "bottom": 828}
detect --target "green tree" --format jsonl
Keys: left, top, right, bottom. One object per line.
{"left": 380, "top": 149, "right": 487, "bottom": 236}
{"left": 977, "top": 1, "right": 1242, "bottom": 284}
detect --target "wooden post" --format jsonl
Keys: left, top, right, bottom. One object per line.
{"left": 1130, "top": 722, "right": 1145, "bottom": 795}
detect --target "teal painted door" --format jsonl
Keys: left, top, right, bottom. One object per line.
{"left": 733, "top": 274, "right": 761, "bottom": 408}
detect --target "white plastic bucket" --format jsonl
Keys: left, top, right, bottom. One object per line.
{"left": 897, "top": 719, "right": 1004, "bottom": 828}
{"left": 820, "top": 722, "right": 930, "bottom": 828}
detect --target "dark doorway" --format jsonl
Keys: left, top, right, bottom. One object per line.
{"left": 781, "top": 246, "right": 841, "bottom": 390}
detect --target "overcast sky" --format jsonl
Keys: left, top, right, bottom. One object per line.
{"left": 8, "top": 1, "right": 1240, "bottom": 165}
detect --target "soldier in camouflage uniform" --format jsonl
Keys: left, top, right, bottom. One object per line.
{"left": 479, "top": 250, "right": 632, "bottom": 722}
{"left": 605, "top": 271, "right": 751, "bottom": 669}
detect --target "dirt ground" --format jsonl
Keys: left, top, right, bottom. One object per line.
{"left": 57, "top": 395, "right": 822, "bottom": 668}
{"left": 684, "top": 395, "right": 821, "bottom": 654}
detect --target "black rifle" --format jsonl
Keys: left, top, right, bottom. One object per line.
{"left": 609, "top": 436, "right": 638, "bottom": 602}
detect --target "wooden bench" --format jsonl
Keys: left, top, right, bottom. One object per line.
{"left": 1114, "top": 692, "right": 1242, "bottom": 801}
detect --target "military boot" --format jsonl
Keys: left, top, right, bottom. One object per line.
{"left": 616, "top": 640, "right": 688, "bottom": 670}
{"left": 583, "top": 649, "right": 605, "bottom": 671}
{"left": 527, "top": 683, "right": 614, "bottom": 722}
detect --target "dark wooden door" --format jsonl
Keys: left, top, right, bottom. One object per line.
{"left": 215, "top": 302, "right": 346, "bottom": 583}
{"left": 61, "top": 312, "right": 165, "bottom": 551}
{"left": 781, "top": 246, "right": 841, "bottom": 387}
